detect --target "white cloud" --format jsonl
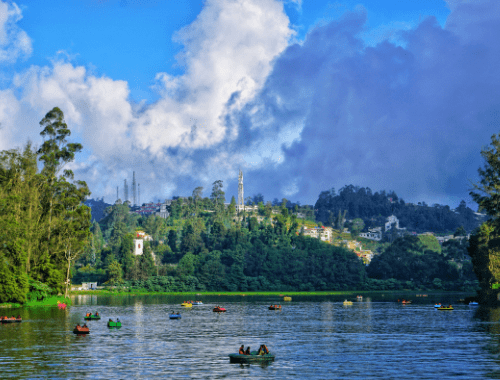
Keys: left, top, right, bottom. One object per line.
{"left": 0, "top": 1, "right": 32, "bottom": 63}
{"left": 132, "top": 0, "right": 294, "bottom": 155}
{"left": 0, "top": 0, "right": 295, "bottom": 203}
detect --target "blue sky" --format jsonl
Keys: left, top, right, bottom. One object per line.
{"left": 1, "top": 0, "right": 498, "bottom": 210}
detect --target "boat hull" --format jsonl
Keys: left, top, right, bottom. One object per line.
{"left": 107, "top": 321, "right": 122, "bottom": 327}
{"left": 229, "top": 353, "right": 275, "bottom": 364}
{"left": 213, "top": 308, "right": 226, "bottom": 312}
{"left": 73, "top": 327, "right": 90, "bottom": 334}
{"left": 169, "top": 315, "right": 181, "bottom": 319}
{"left": 269, "top": 306, "right": 281, "bottom": 310}
{"left": 1, "top": 318, "right": 22, "bottom": 323}
{"left": 437, "top": 307, "right": 454, "bottom": 311}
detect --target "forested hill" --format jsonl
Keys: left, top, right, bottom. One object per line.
{"left": 84, "top": 198, "right": 112, "bottom": 222}
{"left": 314, "top": 185, "right": 486, "bottom": 233}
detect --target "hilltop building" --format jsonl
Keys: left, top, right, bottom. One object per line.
{"left": 302, "top": 226, "right": 333, "bottom": 242}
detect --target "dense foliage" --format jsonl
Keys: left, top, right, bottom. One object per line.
{"left": 0, "top": 108, "right": 91, "bottom": 303}
{"left": 75, "top": 182, "right": 478, "bottom": 293}
{"left": 315, "top": 185, "right": 484, "bottom": 233}
{"left": 367, "top": 235, "right": 475, "bottom": 291}
{"left": 468, "top": 134, "right": 500, "bottom": 304}
{"left": 76, "top": 195, "right": 367, "bottom": 291}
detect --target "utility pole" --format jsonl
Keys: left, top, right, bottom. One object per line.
{"left": 116, "top": 186, "right": 119, "bottom": 201}
{"left": 138, "top": 183, "right": 141, "bottom": 205}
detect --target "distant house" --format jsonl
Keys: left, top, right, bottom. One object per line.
{"left": 359, "top": 227, "right": 382, "bottom": 241}
{"left": 385, "top": 215, "right": 406, "bottom": 232}
{"left": 302, "top": 226, "right": 332, "bottom": 242}
{"left": 81, "top": 282, "right": 98, "bottom": 290}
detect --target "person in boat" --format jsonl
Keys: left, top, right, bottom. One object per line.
{"left": 83, "top": 324, "right": 87, "bottom": 328}
{"left": 17, "top": 315, "right": 21, "bottom": 319}
{"left": 109, "top": 318, "right": 113, "bottom": 322}
{"left": 117, "top": 318, "right": 120, "bottom": 323}
{"left": 76, "top": 324, "right": 81, "bottom": 328}
{"left": 258, "top": 345, "right": 269, "bottom": 355}
{"left": 239, "top": 345, "right": 245, "bottom": 355}
{"left": 245, "top": 346, "right": 251, "bottom": 355}
{"left": 95, "top": 312, "right": 99, "bottom": 316}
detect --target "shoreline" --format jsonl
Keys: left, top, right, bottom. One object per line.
{"left": 69, "top": 289, "right": 475, "bottom": 297}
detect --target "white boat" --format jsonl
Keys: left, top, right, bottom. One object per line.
{"left": 468, "top": 301, "right": 479, "bottom": 306}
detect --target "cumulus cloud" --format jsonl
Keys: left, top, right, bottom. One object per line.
{"left": 231, "top": 0, "right": 500, "bottom": 207}
{"left": 2, "top": 0, "right": 500, "bottom": 209}
{"left": 0, "top": 1, "right": 31, "bottom": 63}
{"left": 0, "top": 0, "right": 294, "bottom": 202}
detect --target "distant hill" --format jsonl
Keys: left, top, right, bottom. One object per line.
{"left": 84, "top": 198, "right": 113, "bottom": 222}
{"left": 314, "top": 185, "right": 487, "bottom": 233}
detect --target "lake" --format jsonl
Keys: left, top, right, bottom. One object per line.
{"left": 1, "top": 293, "right": 500, "bottom": 379}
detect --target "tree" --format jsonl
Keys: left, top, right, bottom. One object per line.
{"left": 106, "top": 259, "right": 123, "bottom": 285}
{"left": 454, "top": 226, "right": 467, "bottom": 237}
{"left": 350, "top": 218, "right": 365, "bottom": 238}
{"left": 470, "top": 134, "right": 500, "bottom": 217}
{"left": 469, "top": 134, "right": 500, "bottom": 303}
{"left": 37, "top": 107, "right": 83, "bottom": 259}
{"left": 210, "top": 180, "right": 225, "bottom": 217}
{"left": 192, "top": 186, "right": 203, "bottom": 217}
{"left": 228, "top": 196, "right": 236, "bottom": 216}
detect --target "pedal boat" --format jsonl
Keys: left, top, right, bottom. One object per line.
{"left": 437, "top": 306, "right": 454, "bottom": 310}
{"left": 229, "top": 351, "right": 275, "bottom": 364}
{"left": 73, "top": 325, "right": 90, "bottom": 334}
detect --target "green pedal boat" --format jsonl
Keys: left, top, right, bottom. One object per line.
{"left": 84, "top": 314, "right": 101, "bottom": 320}
{"left": 107, "top": 320, "right": 122, "bottom": 327}
{"left": 228, "top": 352, "right": 275, "bottom": 364}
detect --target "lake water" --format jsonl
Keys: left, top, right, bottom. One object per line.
{"left": 1, "top": 293, "right": 500, "bottom": 379}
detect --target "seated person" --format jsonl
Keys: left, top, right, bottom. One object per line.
{"left": 257, "top": 345, "right": 269, "bottom": 355}
{"left": 245, "top": 346, "right": 251, "bottom": 355}
{"left": 83, "top": 324, "right": 87, "bottom": 328}
{"left": 239, "top": 345, "right": 245, "bottom": 355}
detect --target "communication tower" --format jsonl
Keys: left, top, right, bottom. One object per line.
{"left": 124, "top": 179, "right": 128, "bottom": 202}
{"left": 238, "top": 169, "right": 244, "bottom": 213}
{"left": 132, "top": 171, "right": 137, "bottom": 206}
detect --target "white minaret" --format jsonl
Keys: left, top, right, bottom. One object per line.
{"left": 237, "top": 169, "right": 244, "bottom": 213}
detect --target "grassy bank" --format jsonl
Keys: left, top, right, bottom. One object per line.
{"left": 70, "top": 289, "right": 363, "bottom": 297}
{"left": 0, "top": 296, "right": 71, "bottom": 309}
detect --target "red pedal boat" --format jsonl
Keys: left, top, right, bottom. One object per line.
{"left": 213, "top": 307, "right": 226, "bottom": 312}
{"left": 73, "top": 325, "right": 90, "bottom": 334}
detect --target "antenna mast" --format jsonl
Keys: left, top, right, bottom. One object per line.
{"left": 238, "top": 169, "right": 244, "bottom": 213}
